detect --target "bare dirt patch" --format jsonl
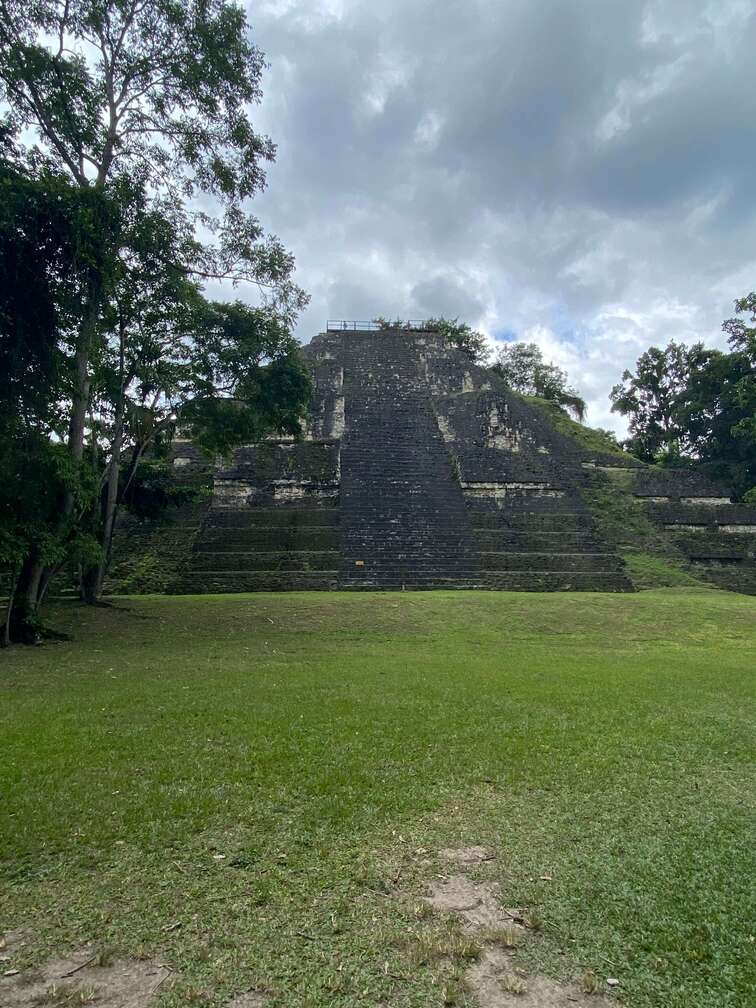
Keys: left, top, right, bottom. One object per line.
{"left": 226, "top": 994, "right": 268, "bottom": 1008}
{"left": 468, "top": 949, "right": 615, "bottom": 1007}
{"left": 424, "top": 875, "right": 526, "bottom": 934}
{"left": 439, "top": 846, "right": 496, "bottom": 867}
{"left": 0, "top": 948, "right": 170, "bottom": 1007}
{"left": 421, "top": 848, "right": 619, "bottom": 1007}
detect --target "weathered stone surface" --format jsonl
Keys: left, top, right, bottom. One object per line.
{"left": 337, "top": 330, "right": 480, "bottom": 588}
{"left": 130, "top": 326, "right": 756, "bottom": 595}
{"left": 642, "top": 499, "right": 756, "bottom": 592}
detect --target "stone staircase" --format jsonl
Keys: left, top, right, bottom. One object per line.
{"left": 338, "top": 331, "right": 480, "bottom": 588}
{"left": 176, "top": 505, "right": 340, "bottom": 592}
{"left": 418, "top": 367, "right": 633, "bottom": 591}
{"left": 469, "top": 494, "right": 633, "bottom": 592}
{"left": 168, "top": 327, "right": 636, "bottom": 594}
{"left": 644, "top": 500, "right": 756, "bottom": 594}
{"left": 83, "top": 326, "right": 756, "bottom": 598}
{"left": 173, "top": 434, "right": 342, "bottom": 593}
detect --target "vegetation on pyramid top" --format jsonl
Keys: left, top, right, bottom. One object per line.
{"left": 514, "top": 393, "right": 629, "bottom": 458}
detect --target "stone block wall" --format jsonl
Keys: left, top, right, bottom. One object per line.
{"left": 337, "top": 331, "right": 480, "bottom": 588}
{"left": 168, "top": 328, "right": 638, "bottom": 594}
{"left": 110, "top": 326, "right": 756, "bottom": 596}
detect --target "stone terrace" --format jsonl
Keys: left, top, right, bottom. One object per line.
{"left": 168, "top": 326, "right": 756, "bottom": 595}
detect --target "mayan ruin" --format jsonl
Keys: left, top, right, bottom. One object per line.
{"left": 110, "top": 323, "right": 756, "bottom": 597}
{"left": 3, "top": 3, "right": 754, "bottom": 1005}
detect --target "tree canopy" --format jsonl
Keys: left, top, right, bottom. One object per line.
{"left": 0, "top": 2, "right": 311, "bottom": 641}
{"left": 426, "top": 317, "right": 491, "bottom": 366}
{"left": 610, "top": 295, "right": 756, "bottom": 498}
{"left": 492, "top": 342, "right": 587, "bottom": 421}
{"left": 609, "top": 341, "right": 701, "bottom": 463}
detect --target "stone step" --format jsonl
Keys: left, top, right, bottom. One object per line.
{"left": 647, "top": 502, "right": 756, "bottom": 528}
{"left": 342, "top": 565, "right": 480, "bottom": 585}
{"left": 689, "top": 562, "right": 756, "bottom": 595}
{"left": 471, "top": 508, "right": 588, "bottom": 528}
{"left": 203, "top": 507, "right": 339, "bottom": 528}
{"left": 504, "top": 512, "right": 595, "bottom": 532}
{"left": 685, "top": 545, "right": 749, "bottom": 561}
{"left": 173, "top": 569, "right": 634, "bottom": 593}
{"left": 198, "top": 527, "right": 339, "bottom": 551}
{"left": 173, "top": 571, "right": 339, "bottom": 593}
{"left": 479, "top": 552, "right": 624, "bottom": 572}
{"left": 340, "top": 578, "right": 481, "bottom": 590}
{"left": 478, "top": 571, "right": 635, "bottom": 592}
{"left": 340, "top": 571, "right": 633, "bottom": 591}
{"left": 188, "top": 550, "right": 339, "bottom": 572}
{"left": 671, "top": 528, "right": 756, "bottom": 548}
{"left": 473, "top": 529, "right": 605, "bottom": 551}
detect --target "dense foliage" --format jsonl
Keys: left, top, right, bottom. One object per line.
{"left": 609, "top": 341, "right": 701, "bottom": 462}
{"left": 426, "top": 317, "right": 491, "bottom": 365}
{"left": 0, "top": 162, "right": 106, "bottom": 643}
{"left": 492, "top": 342, "right": 587, "bottom": 421}
{"left": 0, "top": 1, "right": 310, "bottom": 641}
{"left": 611, "top": 295, "right": 756, "bottom": 499}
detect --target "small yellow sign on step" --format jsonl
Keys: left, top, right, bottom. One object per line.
{"left": 355, "top": 560, "right": 364, "bottom": 566}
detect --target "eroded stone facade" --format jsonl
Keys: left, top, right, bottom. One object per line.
{"left": 163, "top": 327, "right": 756, "bottom": 595}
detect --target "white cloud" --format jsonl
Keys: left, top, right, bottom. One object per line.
{"left": 413, "top": 110, "right": 443, "bottom": 148}
{"left": 237, "top": 0, "right": 756, "bottom": 436}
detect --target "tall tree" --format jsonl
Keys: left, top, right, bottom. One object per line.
{"left": 0, "top": 159, "right": 102, "bottom": 642}
{"left": 609, "top": 341, "right": 701, "bottom": 462}
{"left": 492, "top": 342, "right": 586, "bottom": 421}
{"left": 0, "top": 0, "right": 303, "bottom": 460}
{"left": 82, "top": 279, "right": 311, "bottom": 602}
{"left": 674, "top": 296, "right": 756, "bottom": 498}
{"left": 0, "top": 1, "right": 308, "bottom": 639}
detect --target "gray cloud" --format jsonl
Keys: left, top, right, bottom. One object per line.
{"left": 238, "top": 0, "right": 756, "bottom": 433}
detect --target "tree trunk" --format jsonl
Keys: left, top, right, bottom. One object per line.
{"left": 80, "top": 564, "right": 100, "bottom": 605}
{"left": 120, "top": 441, "right": 147, "bottom": 502}
{"left": 38, "top": 275, "right": 103, "bottom": 614}
{"left": 90, "top": 439, "right": 122, "bottom": 601}
{"left": 63, "top": 290, "right": 100, "bottom": 510}
{"left": 3, "top": 564, "right": 19, "bottom": 648}
{"left": 8, "top": 552, "right": 45, "bottom": 644}
{"left": 82, "top": 336, "right": 127, "bottom": 605}
{"left": 37, "top": 564, "right": 59, "bottom": 607}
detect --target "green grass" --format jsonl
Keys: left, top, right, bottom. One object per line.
{"left": 582, "top": 472, "right": 659, "bottom": 550}
{"left": 517, "top": 394, "right": 629, "bottom": 456}
{"left": 581, "top": 472, "right": 706, "bottom": 590}
{"left": 621, "top": 551, "right": 705, "bottom": 589}
{"left": 1, "top": 590, "right": 754, "bottom": 1007}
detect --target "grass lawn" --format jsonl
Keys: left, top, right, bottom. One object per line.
{"left": 1, "top": 589, "right": 754, "bottom": 1007}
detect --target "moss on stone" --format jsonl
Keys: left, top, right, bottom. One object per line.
{"left": 620, "top": 550, "right": 708, "bottom": 590}
{"left": 582, "top": 473, "right": 657, "bottom": 549}
{"left": 110, "top": 553, "right": 169, "bottom": 594}
{"left": 516, "top": 394, "right": 629, "bottom": 457}
{"left": 106, "top": 499, "right": 209, "bottom": 595}
{"left": 582, "top": 471, "right": 708, "bottom": 590}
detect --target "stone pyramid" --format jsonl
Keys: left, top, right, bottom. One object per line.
{"left": 163, "top": 324, "right": 756, "bottom": 595}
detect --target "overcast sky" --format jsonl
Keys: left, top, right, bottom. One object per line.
{"left": 244, "top": 0, "right": 756, "bottom": 433}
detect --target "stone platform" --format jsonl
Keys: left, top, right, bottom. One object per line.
{"left": 166, "top": 326, "right": 756, "bottom": 595}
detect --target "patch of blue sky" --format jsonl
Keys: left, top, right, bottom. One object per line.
{"left": 491, "top": 327, "right": 517, "bottom": 345}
